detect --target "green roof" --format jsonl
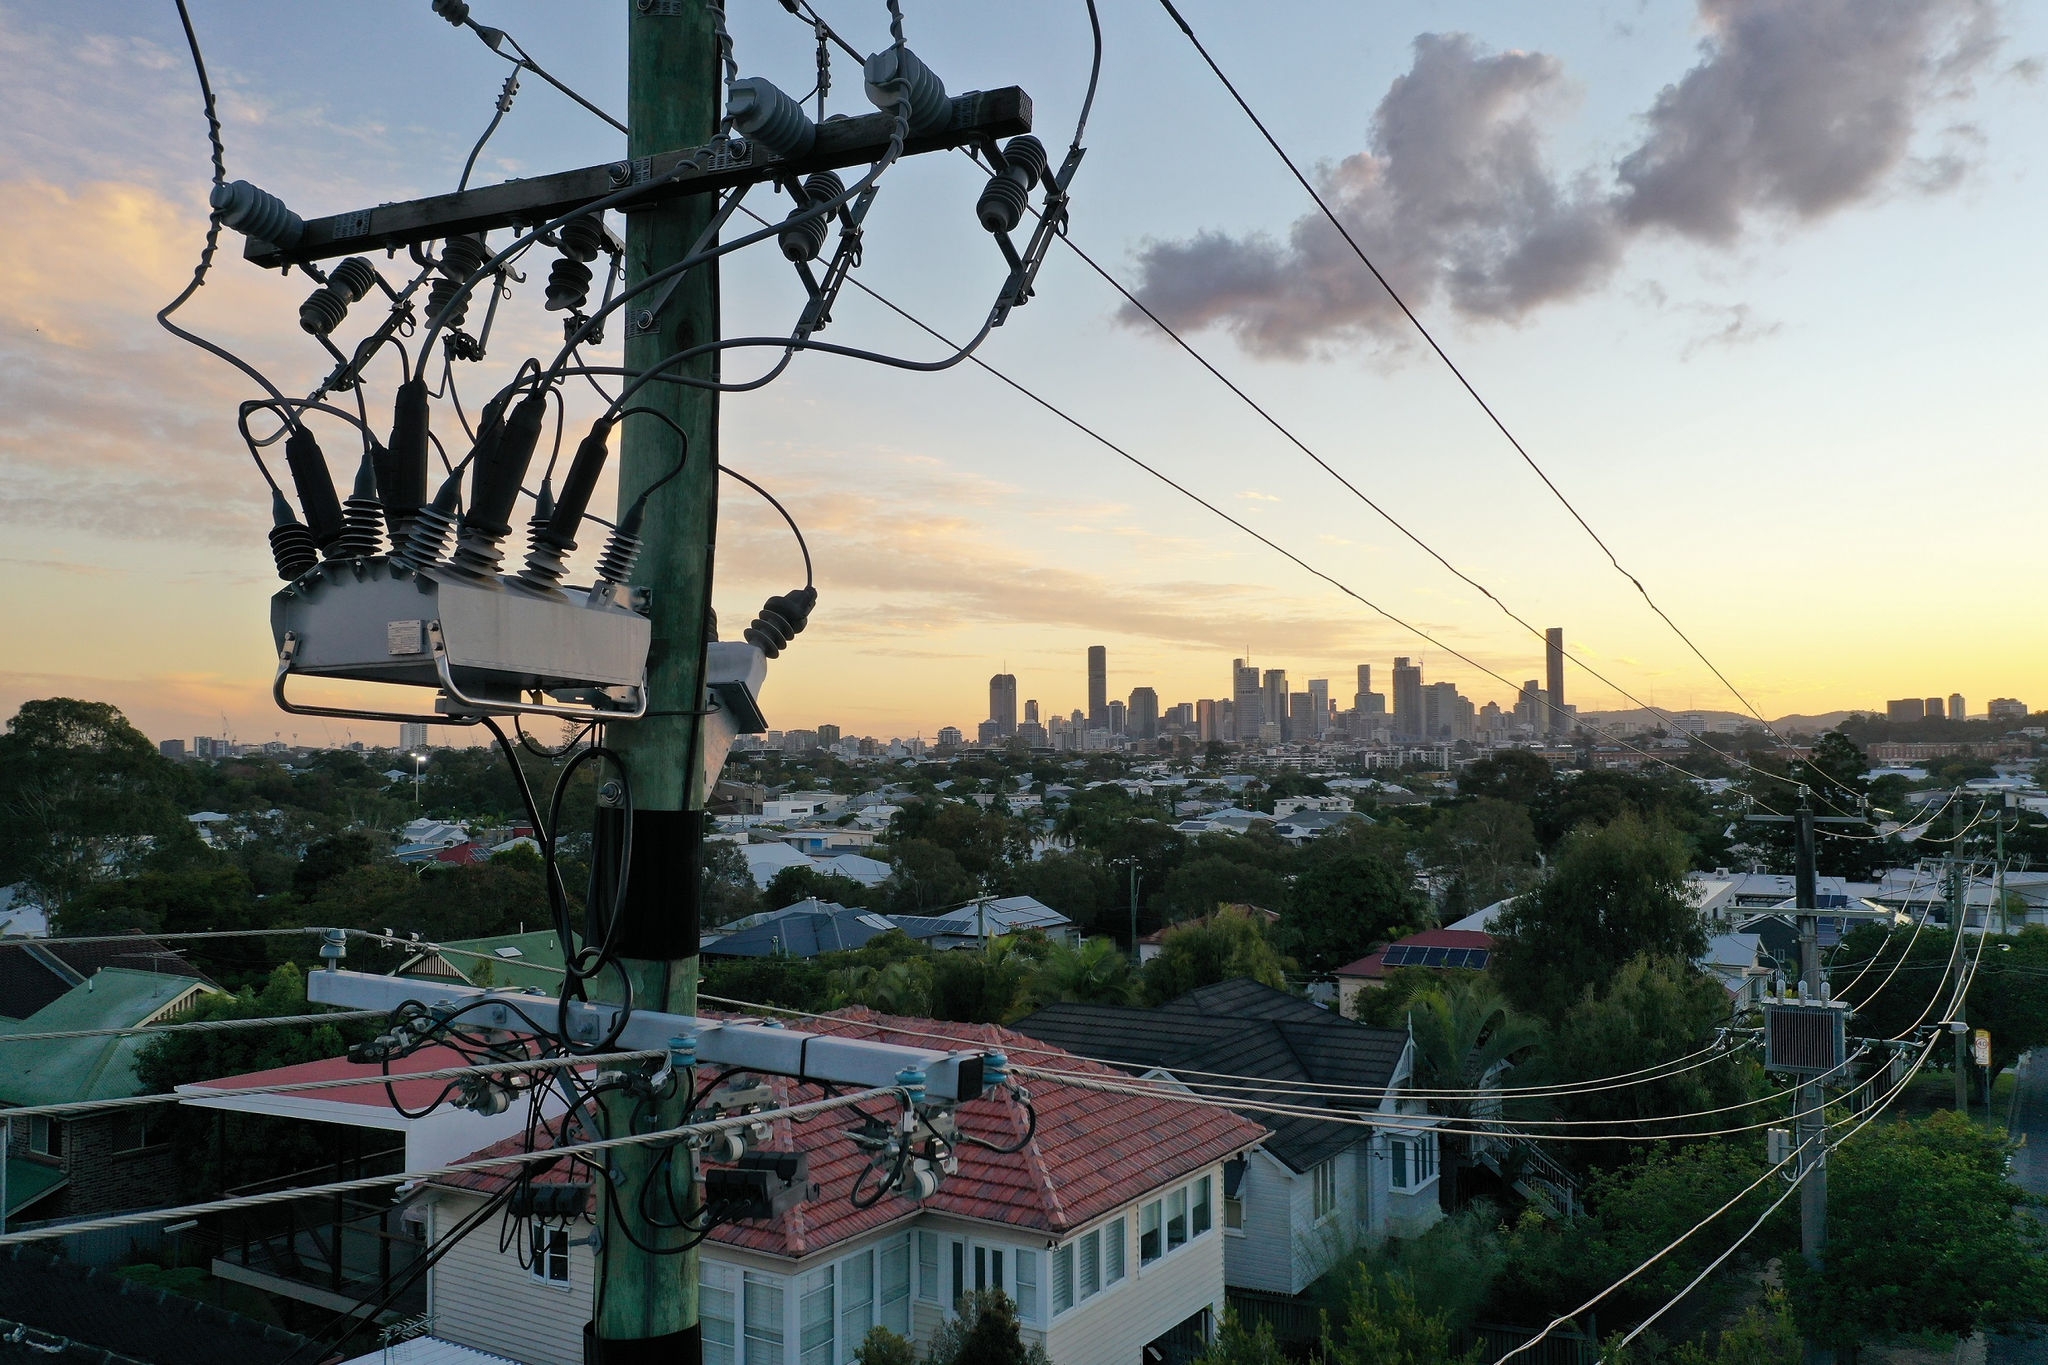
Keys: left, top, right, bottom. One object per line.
{"left": 4, "top": 1157, "right": 67, "bottom": 1216}
{"left": 399, "top": 930, "right": 567, "bottom": 993}
{"left": 0, "top": 969, "right": 214, "bottom": 1108}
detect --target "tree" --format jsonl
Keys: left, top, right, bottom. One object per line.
{"left": 1789, "top": 1111, "right": 2048, "bottom": 1350}
{"left": 928, "top": 940, "right": 1035, "bottom": 1023}
{"left": 1491, "top": 814, "right": 1706, "bottom": 1022}
{"left": 1191, "top": 1311, "right": 1288, "bottom": 1365}
{"left": 1407, "top": 980, "right": 1541, "bottom": 1211}
{"left": 831, "top": 959, "right": 935, "bottom": 1016}
{"left": 1543, "top": 955, "right": 1755, "bottom": 1122}
{"left": 0, "top": 698, "right": 200, "bottom": 912}
{"left": 1141, "top": 906, "right": 1288, "bottom": 1002}
{"left": 1458, "top": 749, "right": 1554, "bottom": 808}
{"left": 763, "top": 862, "right": 870, "bottom": 911}
{"left": 879, "top": 840, "right": 980, "bottom": 914}
{"left": 1423, "top": 798, "right": 1539, "bottom": 916}
{"left": 57, "top": 863, "right": 271, "bottom": 986}
{"left": 702, "top": 839, "right": 762, "bottom": 926}
{"left": 1286, "top": 834, "right": 1428, "bottom": 973}
{"left": 1024, "top": 936, "right": 1138, "bottom": 1009}
{"left": 1002, "top": 850, "right": 1117, "bottom": 938}
{"left": 1321, "top": 1272, "right": 1478, "bottom": 1365}
{"left": 853, "top": 1327, "right": 918, "bottom": 1365}
{"left": 919, "top": 1291, "right": 1048, "bottom": 1365}
{"left": 294, "top": 831, "right": 380, "bottom": 899}
{"left": 1158, "top": 855, "right": 1286, "bottom": 927}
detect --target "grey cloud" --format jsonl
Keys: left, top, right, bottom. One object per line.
{"left": 1128, "top": 1, "right": 1996, "bottom": 355}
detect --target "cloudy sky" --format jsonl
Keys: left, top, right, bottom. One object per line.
{"left": 1, "top": 0, "right": 2043, "bottom": 747}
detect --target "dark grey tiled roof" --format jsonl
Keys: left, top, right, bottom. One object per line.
{"left": 1014, "top": 977, "right": 1407, "bottom": 1172}
{"left": 0, "top": 1250, "right": 307, "bottom": 1365}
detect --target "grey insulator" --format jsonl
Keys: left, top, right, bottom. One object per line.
{"left": 392, "top": 474, "right": 461, "bottom": 572}
{"left": 298, "top": 256, "right": 378, "bottom": 336}
{"left": 545, "top": 256, "right": 592, "bottom": 312}
{"left": 728, "top": 76, "right": 818, "bottom": 159}
{"left": 445, "top": 523, "right": 507, "bottom": 580}
{"left": 593, "top": 527, "right": 643, "bottom": 587}
{"left": 210, "top": 180, "right": 303, "bottom": 247}
{"left": 863, "top": 46, "right": 949, "bottom": 135}
{"left": 976, "top": 136, "right": 1046, "bottom": 234}
{"left": 557, "top": 215, "right": 604, "bottom": 263}
{"left": 331, "top": 452, "right": 386, "bottom": 559}
{"left": 778, "top": 171, "right": 844, "bottom": 263}
{"left": 268, "top": 490, "right": 318, "bottom": 582}
{"left": 431, "top": 0, "right": 470, "bottom": 23}
{"left": 427, "top": 236, "right": 491, "bottom": 332}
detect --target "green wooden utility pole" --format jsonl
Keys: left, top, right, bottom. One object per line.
{"left": 590, "top": 2, "right": 722, "bottom": 1360}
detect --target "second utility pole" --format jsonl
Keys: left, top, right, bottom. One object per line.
{"left": 590, "top": 2, "right": 721, "bottom": 1360}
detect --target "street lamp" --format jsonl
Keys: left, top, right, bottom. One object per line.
{"left": 412, "top": 752, "right": 425, "bottom": 805}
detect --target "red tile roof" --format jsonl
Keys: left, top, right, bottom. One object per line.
{"left": 436, "top": 1010, "right": 1265, "bottom": 1259}
{"left": 1336, "top": 928, "right": 1494, "bottom": 980}
{"left": 182, "top": 1044, "right": 485, "bottom": 1112}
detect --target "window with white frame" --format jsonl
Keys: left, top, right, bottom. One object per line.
{"left": 1191, "top": 1176, "right": 1212, "bottom": 1237}
{"left": 1139, "top": 1199, "right": 1162, "bottom": 1264}
{"left": 703, "top": 1263, "right": 739, "bottom": 1365}
{"left": 917, "top": 1231, "right": 939, "bottom": 1303}
{"left": 1391, "top": 1138, "right": 1409, "bottom": 1190}
{"left": 743, "top": 1271, "right": 785, "bottom": 1365}
{"left": 1014, "top": 1249, "right": 1039, "bottom": 1325}
{"left": 28, "top": 1116, "right": 61, "bottom": 1159}
{"left": 798, "top": 1267, "right": 833, "bottom": 1365}
{"left": 879, "top": 1237, "right": 912, "bottom": 1336}
{"left": 1051, "top": 1243, "right": 1074, "bottom": 1315}
{"left": 1166, "top": 1186, "right": 1188, "bottom": 1253}
{"left": 1103, "top": 1215, "right": 1125, "bottom": 1285}
{"left": 1311, "top": 1159, "right": 1337, "bottom": 1221}
{"left": 1078, "top": 1228, "right": 1100, "bottom": 1300}
{"left": 1390, "top": 1134, "right": 1436, "bottom": 1191}
{"left": 529, "top": 1225, "right": 569, "bottom": 1284}
{"left": 840, "top": 1256, "right": 872, "bottom": 1364}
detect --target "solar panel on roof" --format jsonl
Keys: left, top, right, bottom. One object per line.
{"left": 1382, "top": 945, "right": 1417, "bottom": 967}
{"left": 1421, "top": 946, "right": 1450, "bottom": 966}
{"left": 1468, "top": 950, "right": 1491, "bottom": 970}
{"left": 1438, "top": 948, "right": 1468, "bottom": 968}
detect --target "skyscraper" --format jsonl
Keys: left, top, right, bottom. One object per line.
{"left": 1308, "top": 679, "right": 1330, "bottom": 737}
{"left": 1232, "top": 659, "right": 1263, "bottom": 742}
{"left": 1354, "top": 664, "right": 1372, "bottom": 712}
{"left": 1925, "top": 696, "right": 1945, "bottom": 721}
{"left": 1545, "top": 628, "right": 1566, "bottom": 738}
{"left": 1289, "top": 692, "right": 1311, "bottom": 742}
{"left": 1024, "top": 699, "right": 1039, "bottom": 724}
{"left": 1197, "top": 699, "right": 1219, "bottom": 742}
{"left": 1107, "top": 700, "right": 1126, "bottom": 735}
{"left": 1950, "top": 693, "right": 1966, "bottom": 723}
{"left": 1423, "top": 681, "right": 1460, "bottom": 741}
{"left": 1087, "top": 646, "right": 1108, "bottom": 729}
{"left": 1517, "top": 680, "right": 1546, "bottom": 731}
{"left": 988, "top": 673, "right": 1018, "bottom": 737}
{"left": 1263, "top": 670, "right": 1290, "bottom": 741}
{"left": 1392, "top": 658, "right": 1423, "bottom": 739}
{"left": 1128, "top": 687, "right": 1160, "bottom": 740}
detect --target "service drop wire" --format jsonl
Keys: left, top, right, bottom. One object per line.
{"left": 719, "top": 462, "right": 814, "bottom": 588}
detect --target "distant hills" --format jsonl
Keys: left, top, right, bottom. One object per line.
{"left": 1579, "top": 708, "right": 1857, "bottom": 735}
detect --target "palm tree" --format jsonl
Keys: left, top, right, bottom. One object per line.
{"left": 1406, "top": 978, "right": 1542, "bottom": 1212}
{"left": 1029, "top": 937, "right": 1138, "bottom": 1008}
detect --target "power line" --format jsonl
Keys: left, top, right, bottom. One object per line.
{"left": 1150, "top": 0, "right": 1797, "bottom": 757}
{"left": 0, "top": 1008, "right": 383, "bottom": 1046}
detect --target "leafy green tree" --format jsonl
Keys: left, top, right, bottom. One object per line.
{"left": 878, "top": 840, "right": 980, "bottom": 914}
{"left": 0, "top": 698, "right": 201, "bottom": 912}
{"left": 294, "top": 831, "right": 380, "bottom": 898}
{"left": 1491, "top": 814, "right": 1706, "bottom": 1021}
{"left": 830, "top": 959, "right": 935, "bottom": 1016}
{"left": 1788, "top": 1111, "right": 2048, "bottom": 1350}
{"left": 919, "top": 1292, "right": 1048, "bottom": 1365}
{"left": 1190, "top": 1311, "right": 1288, "bottom": 1365}
{"left": 57, "top": 863, "right": 272, "bottom": 986}
{"left": 1350, "top": 966, "right": 1469, "bottom": 1030}
{"left": 1665, "top": 1296, "right": 1801, "bottom": 1365}
{"left": 1024, "top": 936, "right": 1138, "bottom": 1008}
{"left": 1321, "top": 1272, "right": 1478, "bottom": 1365}
{"left": 1141, "top": 906, "right": 1288, "bottom": 1002}
{"left": 1424, "top": 798, "right": 1540, "bottom": 916}
{"left": 888, "top": 800, "right": 1027, "bottom": 886}
{"left": 301, "top": 848, "right": 550, "bottom": 943}
{"left": 1533, "top": 956, "right": 1760, "bottom": 1155}
{"left": 1285, "top": 834, "right": 1428, "bottom": 973}
{"left": 853, "top": 1326, "right": 917, "bottom": 1365}
{"left": 928, "top": 941, "right": 1035, "bottom": 1023}
{"left": 1158, "top": 855, "right": 1287, "bottom": 927}
{"left": 1407, "top": 980, "right": 1541, "bottom": 1211}
{"left": 763, "top": 862, "right": 871, "bottom": 911}
{"left": 1002, "top": 850, "right": 1117, "bottom": 938}
{"left": 1458, "top": 749, "right": 1554, "bottom": 808}
{"left": 702, "top": 839, "right": 762, "bottom": 926}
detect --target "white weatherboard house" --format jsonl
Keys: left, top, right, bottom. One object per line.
{"left": 1016, "top": 978, "right": 1441, "bottom": 1298}
{"left": 420, "top": 1012, "right": 1267, "bottom": 1365}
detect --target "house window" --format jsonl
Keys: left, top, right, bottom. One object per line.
{"left": 1312, "top": 1160, "right": 1337, "bottom": 1222}
{"left": 950, "top": 1240, "right": 965, "bottom": 1310}
{"left": 799, "top": 1267, "right": 833, "bottom": 1365}
{"left": 973, "top": 1245, "right": 1004, "bottom": 1297}
{"left": 704, "top": 1263, "right": 738, "bottom": 1365}
{"left": 1191, "top": 1175, "right": 1212, "bottom": 1237}
{"left": 1418, "top": 1133, "right": 1437, "bottom": 1182}
{"left": 1014, "top": 1249, "right": 1039, "bottom": 1325}
{"left": 529, "top": 1226, "right": 569, "bottom": 1284}
{"left": 28, "top": 1116, "right": 61, "bottom": 1159}
{"left": 1167, "top": 1186, "right": 1188, "bottom": 1252}
{"left": 1224, "top": 1194, "right": 1244, "bottom": 1231}
{"left": 1051, "top": 1244, "right": 1074, "bottom": 1315}
{"left": 1104, "top": 1216, "right": 1125, "bottom": 1284}
{"left": 917, "top": 1231, "right": 939, "bottom": 1302}
{"left": 841, "top": 1254, "right": 872, "bottom": 1361}
{"left": 1390, "top": 1140, "right": 1409, "bottom": 1190}
{"left": 880, "top": 1238, "right": 912, "bottom": 1336}
{"left": 744, "top": 1272, "right": 786, "bottom": 1365}
{"left": 110, "top": 1111, "right": 152, "bottom": 1153}
{"left": 1140, "top": 1199, "right": 1163, "bottom": 1264}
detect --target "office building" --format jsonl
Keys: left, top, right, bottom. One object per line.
{"left": 1989, "top": 698, "right": 2029, "bottom": 722}
{"left": 1017, "top": 721, "right": 1047, "bottom": 746}
{"left": 1308, "top": 679, "right": 1330, "bottom": 737}
{"left": 1197, "top": 699, "right": 1220, "bottom": 743}
{"left": 1289, "top": 692, "right": 1312, "bottom": 743}
{"left": 1886, "top": 699, "right": 1926, "bottom": 723}
{"left": 1263, "top": 670, "right": 1290, "bottom": 741}
{"left": 1545, "top": 627, "right": 1566, "bottom": 738}
{"left": 1924, "top": 697, "right": 1946, "bottom": 721}
{"left": 988, "top": 673, "right": 1018, "bottom": 738}
{"left": 1423, "top": 681, "right": 1460, "bottom": 741}
{"left": 1128, "top": 687, "right": 1160, "bottom": 741}
{"left": 158, "top": 738, "right": 186, "bottom": 760}
{"left": 1165, "top": 702, "right": 1194, "bottom": 731}
{"left": 1515, "top": 680, "right": 1546, "bottom": 732}
{"left": 1949, "top": 694, "right": 1966, "bottom": 724}
{"left": 1232, "top": 659, "right": 1263, "bottom": 742}
{"left": 1391, "top": 658, "right": 1423, "bottom": 739}
{"left": 1107, "top": 699, "right": 1127, "bottom": 736}
{"left": 1087, "top": 646, "right": 1108, "bottom": 729}
{"left": 817, "top": 724, "right": 841, "bottom": 748}
{"left": 399, "top": 721, "right": 430, "bottom": 750}
{"left": 937, "top": 726, "right": 964, "bottom": 748}
{"left": 1353, "top": 665, "right": 1372, "bottom": 713}
{"left": 1024, "top": 699, "right": 1039, "bottom": 725}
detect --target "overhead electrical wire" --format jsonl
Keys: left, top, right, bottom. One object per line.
{"left": 1150, "top": 0, "right": 1801, "bottom": 766}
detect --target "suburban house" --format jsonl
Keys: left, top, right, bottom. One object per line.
{"left": 417, "top": 1011, "right": 1267, "bottom": 1365}
{"left": 1700, "top": 932, "right": 1771, "bottom": 1016}
{"left": 700, "top": 896, "right": 1079, "bottom": 959}
{"left": 0, "top": 939, "right": 218, "bottom": 1224}
{"left": 396, "top": 930, "right": 570, "bottom": 991}
{"left": 887, "top": 896, "right": 1077, "bottom": 949}
{"left": 1332, "top": 928, "right": 1495, "bottom": 1017}
{"left": 1014, "top": 979, "right": 1440, "bottom": 1300}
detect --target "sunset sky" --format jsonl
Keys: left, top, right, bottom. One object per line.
{"left": 2, "top": 0, "right": 2044, "bottom": 748}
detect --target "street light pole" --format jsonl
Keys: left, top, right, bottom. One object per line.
{"left": 412, "top": 752, "right": 423, "bottom": 805}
